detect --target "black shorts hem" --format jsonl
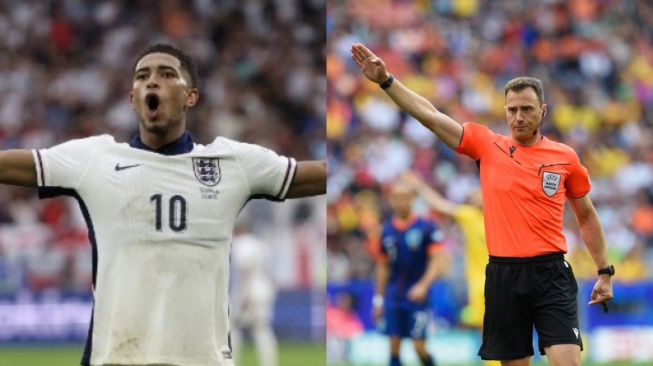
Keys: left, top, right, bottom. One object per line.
{"left": 538, "top": 341, "right": 583, "bottom": 355}
{"left": 479, "top": 352, "right": 533, "bottom": 361}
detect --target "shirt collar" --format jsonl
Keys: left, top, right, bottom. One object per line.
{"left": 129, "top": 132, "right": 194, "bottom": 155}
{"left": 391, "top": 214, "right": 418, "bottom": 231}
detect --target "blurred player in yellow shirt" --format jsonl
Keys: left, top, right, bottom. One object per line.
{"left": 402, "top": 172, "right": 499, "bottom": 366}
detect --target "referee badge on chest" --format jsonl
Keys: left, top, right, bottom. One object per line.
{"left": 542, "top": 172, "right": 560, "bottom": 197}
{"left": 193, "top": 158, "right": 221, "bottom": 186}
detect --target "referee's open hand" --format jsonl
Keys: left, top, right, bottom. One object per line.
{"left": 350, "top": 43, "right": 390, "bottom": 86}
{"left": 588, "top": 275, "right": 613, "bottom": 310}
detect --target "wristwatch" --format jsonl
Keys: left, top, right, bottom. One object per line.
{"left": 597, "top": 264, "right": 615, "bottom": 277}
{"left": 380, "top": 74, "right": 394, "bottom": 89}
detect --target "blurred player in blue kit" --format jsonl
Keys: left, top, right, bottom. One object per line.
{"left": 373, "top": 179, "right": 450, "bottom": 366}
{"left": 0, "top": 43, "right": 326, "bottom": 366}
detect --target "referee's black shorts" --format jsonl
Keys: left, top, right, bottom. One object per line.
{"left": 478, "top": 252, "right": 583, "bottom": 361}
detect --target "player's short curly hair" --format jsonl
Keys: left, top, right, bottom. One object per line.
{"left": 504, "top": 76, "right": 545, "bottom": 106}
{"left": 134, "top": 43, "right": 199, "bottom": 88}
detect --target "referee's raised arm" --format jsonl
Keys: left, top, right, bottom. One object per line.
{"left": 350, "top": 43, "right": 463, "bottom": 150}
{"left": 0, "top": 149, "right": 37, "bottom": 187}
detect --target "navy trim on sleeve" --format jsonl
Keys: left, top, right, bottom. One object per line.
{"left": 35, "top": 150, "right": 45, "bottom": 186}
{"left": 250, "top": 194, "right": 284, "bottom": 203}
{"left": 275, "top": 158, "right": 293, "bottom": 199}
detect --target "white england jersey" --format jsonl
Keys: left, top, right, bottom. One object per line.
{"left": 32, "top": 132, "right": 297, "bottom": 366}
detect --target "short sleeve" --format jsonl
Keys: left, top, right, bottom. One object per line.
{"left": 565, "top": 150, "right": 591, "bottom": 198}
{"left": 367, "top": 228, "right": 386, "bottom": 262}
{"left": 455, "top": 122, "right": 496, "bottom": 160}
{"left": 426, "top": 221, "right": 445, "bottom": 254}
{"left": 233, "top": 141, "right": 297, "bottom": 201}
{"left": 33, "top": 137, "right": 100, "bottom": 189}
{"left": 376, "top": 235, "right": 388, "bottom": 262}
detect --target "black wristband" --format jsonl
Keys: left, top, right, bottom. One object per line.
{"left": 380, "top": 74, "right": 394, "bottom": 89}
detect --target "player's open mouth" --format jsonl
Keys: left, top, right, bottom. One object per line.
{"left": 146, "top": 94, "right": 160, "bottom": 111}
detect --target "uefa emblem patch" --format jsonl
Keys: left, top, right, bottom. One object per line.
{"left": 193, "top": 158, "right": 221, "bottom": 186}
{"left": 542, "top": 172, "right": 560, "bottom": 197}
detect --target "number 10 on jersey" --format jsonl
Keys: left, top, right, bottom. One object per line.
{"left": 150, "top": 194, "right": 188, "bottom": 232}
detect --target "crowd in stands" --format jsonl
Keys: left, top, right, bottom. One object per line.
{"left": 0, "top": 0, "right": 326, "bottom": 295}
{"left": 327, "top": 0, "right": 653, "bottom": 327}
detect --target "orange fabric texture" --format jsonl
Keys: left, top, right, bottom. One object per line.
{"left": 456, "top": 123, "right": 591, "bottom": 257}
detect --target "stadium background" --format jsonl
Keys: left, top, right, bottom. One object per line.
{"left": 0, "top": 0, "right": 326, "bottom": 365}
{"left": 327, "top": 0, "right": 653, "bottom": 365}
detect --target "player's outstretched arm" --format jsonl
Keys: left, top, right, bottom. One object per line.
{"left": 0, "top": 150, "right": 37, "bottom": 187}
{"left": 286, "top": 160, "right": 326, "bottom": 198}
{"left": 568, "top": 195, "right": 614, "bottom": 306}
{"left": 350, "top": 43, "right": 463, "bottom": 150}
{"left": 400, "top": 171, "right": 458, "bottom": 217}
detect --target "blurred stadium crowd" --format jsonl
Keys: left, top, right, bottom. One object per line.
{"left": 327, "top": 0, "right": 653, "bottom": 330}
{"left": 0, "top": 0, "right": 326, "bottom": 296}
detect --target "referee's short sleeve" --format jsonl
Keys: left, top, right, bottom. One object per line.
{"left": 455, "top": 122, "right": 495, "bottom": 160}
{"left": 565, "top": 150, "right": 591, "bottom": 198}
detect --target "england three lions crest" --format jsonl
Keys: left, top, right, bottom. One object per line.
{"left": 542, "top": 172, "right": 560, "bottom": 197}
{"left": 193, "top": 158, "right": 221, "bottom": 186}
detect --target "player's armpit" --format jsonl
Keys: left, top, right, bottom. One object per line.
{"left": 0, "top": 149, "right": 38, "bottom": 187}
{"left": 285, "top": 160, "right": 326, "bottom": 198}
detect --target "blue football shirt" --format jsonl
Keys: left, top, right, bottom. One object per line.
{"left": 379, "top": 215, "right": 444, "bottom": 310}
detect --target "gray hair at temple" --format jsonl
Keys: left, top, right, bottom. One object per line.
{"left": 504, "top": 77, "right": 545, "bottom": 106}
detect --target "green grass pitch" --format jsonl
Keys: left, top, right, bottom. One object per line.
{"left": 0, "top": 342, "right": 326, "bottom": 366}
{"left": 1, "top": 345, "right": 645, "bottom": 365}
{"left": 333, "top": 363, "right": 643, "bottom": 366}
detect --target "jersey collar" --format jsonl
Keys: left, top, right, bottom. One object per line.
{"left": 129, "top": 132, "right": 194, "bottom": 155}
{"left": 391, "top": 214, "right": 418, "bottom": 231}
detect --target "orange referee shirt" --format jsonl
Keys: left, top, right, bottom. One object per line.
{"left": 456, "top": 123, "right": 591, "bottom": 257}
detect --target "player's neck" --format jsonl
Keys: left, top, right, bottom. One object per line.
{"left": 392, "top": 213, "right": 414, "bottom": 223}
{"left": 139, "top": 128, "right": 186, "bottom": 150}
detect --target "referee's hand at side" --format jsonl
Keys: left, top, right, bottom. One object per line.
{"left": 588, "top": 275, "right": 613, "bottom": 308}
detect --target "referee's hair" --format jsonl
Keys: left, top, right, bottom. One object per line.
{"left": 133, "top": 43, "right": 199, "bottom": 89}
{"left": 504, "top": 77, "right": 545, "bottom": 106}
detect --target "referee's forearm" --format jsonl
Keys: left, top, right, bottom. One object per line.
{"left": 578, "top": 213, "right": 609, "bottom": 269}
{"left": 383, "top": 79, "right": 463, "bottom": 150}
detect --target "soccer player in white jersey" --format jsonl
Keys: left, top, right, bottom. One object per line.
{"left": 230, "top": 222, "right": 278, "bottom": 366}
{"left": 0, "top": 43, "right": 326, "bottom": 366}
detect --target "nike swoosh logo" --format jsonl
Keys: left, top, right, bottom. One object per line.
{"left": 115, "top": 163, "right": 142, "bottom": 171}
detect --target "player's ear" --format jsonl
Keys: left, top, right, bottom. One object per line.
{"left": 185, "top": 88, "right": 199, "bottom": 108}
{"left": 541, "top": 104, "right": 547, "bottom": 119}
{"left": 130, "top": 91, "right": 135, "bottom": 110}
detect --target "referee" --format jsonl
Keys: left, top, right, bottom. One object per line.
{"left": 351, "top": 43, "right": 614, "bottom": 366}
